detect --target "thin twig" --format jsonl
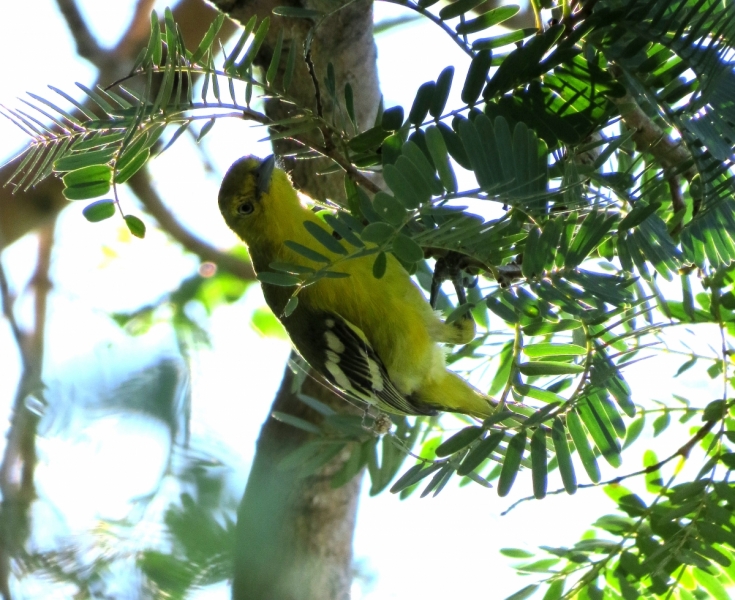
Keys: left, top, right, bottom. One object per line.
{"left": 501, "top": 415, "right": 720, "bottom": 516}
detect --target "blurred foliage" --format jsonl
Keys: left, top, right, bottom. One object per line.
{"left": 5, "top": 0, "right": 735, "bottom": 597}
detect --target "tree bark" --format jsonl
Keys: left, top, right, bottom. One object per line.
{"left": 232, "top": 362, "right": 362, "bottom": 600}
{"left": 205, "top": 1, "right": 381, "bottom": 598}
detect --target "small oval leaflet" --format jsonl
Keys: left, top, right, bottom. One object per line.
{"left": 518, "top": 361, "right": 585, "bottom": 376}
{"left": 63, "top": 180, "right": 111, "bottom": 201}
{"left": 283, "top": 296, "right": 299, "bottom": 317}
{"left": 82, "top": 199, "right": 116, "bottom": 223}
{"left": 457, "top": 431, "right": 505, "bottom": 475}
{"left": 435, "top": 426, "right": 483, "bottom": 457}
{"left": 373, "top": 193, "right": 406, "bottom": 226}
{"left": 62, "top": 164, "right": 112, "bottom": 187}
{"left": 552, "top": 418, "right": 577, "bottom": 494}
{"left": 392, "top": 234, "right": 424, "bottom": 264}
{"left": 303, "top": 220, "right": 347, "bottom": 255}
{"left": 373, "top": 252, "right": 387, "bottom": 279}
{"left": 530, "top": 428, "right": 547, "bottom": 500}
{"left": 497, "top": 430, "right": 526, "bottom": 497}
{"left": 381, "top": 106, "right": 405, "bottom": 131}
{"left": 257, "top": 271, "right": 301, "bottom": 287}
{"left": 124, "top": 214, "right": 146, "bottom": 238}
{"left": 430, "top": 66, "right": 454, "bottom": 118}
{"left": 361, "top": 222, "right": 395, "bottom": 244}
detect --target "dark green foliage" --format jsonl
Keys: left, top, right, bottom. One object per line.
{"left": 6, "top": 2, "right": 735, "bottom": 598}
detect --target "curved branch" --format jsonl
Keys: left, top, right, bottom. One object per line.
{"left": 54, "top": 0, "right": 104, "bottom": 61}
{"left": 126, "top": 169, "right": 255, "bottom": 280}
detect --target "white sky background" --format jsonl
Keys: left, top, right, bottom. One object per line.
{"left": 0, "top": 1, "right": 727, "bottom": 599}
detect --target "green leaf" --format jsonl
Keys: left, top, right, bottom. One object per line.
{"left": 524, "top": 343, "right": 587, "bottom": 358}
{"left": 473, "top": 28, "right": 535, "bottom": 51}
{"left": 266, "top": 28, "right": 284, "bottom": 86}
{"left": 323, "top": 214, "right": 364, "bottom": 247}
{"left": 117, "top": 215, "right": 144, "bottom": 240}
{"left": 504, "top": 585, "right": 539, "bottom": 600}
{"left": 500, "top": 548, "right": 534, "bottom": 558}
{"left": 373, "top": 252, "right": 387, "bottom": 278}
{"left": 408, "top": 82, "right": 435, "bottom": 125}
{"left": 430, "top": 66, "right": 454, "bottom": 118}
{"left": 190, "top": 12, "right": 225, "bottom": 64}
{"left": 565, "top": 212, "right": 616, "bottom": 267}
{"left": 566, "top": 410, "right": 600, "bottom": 483}
{"left": 457, "top": 431, "right": 504, "bottom": 475}
{"left": 82, "top": 199, "right": 116, "bottom": 223}
{"left": 224, "top": 16, "right": 256, "bottom": 69}
{"left": 236, "top": 17, "right": 270, "bottom": 74}
{"left": 257, "top": 272, "right": 301, "bottom": 286}
{"left": 54, "top": 148, "right": 116, "bottom": 172}
{"left": 196, "top": 118, "right": 216, "bottom": 143}
{"left": 530, "top": 428, "right": 547, "bottom": 499}
{"left": 115, "top": 148, "right": 150, "bottom": 183}
{"left": 283, "top": 296, "right": 299, "bottom": 317}
{"left": 486, "top": 297, "right": 518, "bottom": 323}
{"left": 652, "top": 412, "right": 670, "bottom": 437}
{"left": 436, "top": 426, "right": 483, "bottom": 457}
{"left": 284, "top": 241, "right": 330, "bottom": 263}
{"left": 344, "top": 82, "right": 356, "bottom": 125}
{"left": 498, "top": 430, "right": 526, "bottom": 497}
{"left": 361, "top": 222, "right": 395, "bottom": 244}
{"left": 148, "top": 11, "right": 163, "bottom": 66}
{"left": 62, "top": 180, "right": 111, "bottom": 201}
{"left": 462, "top": 49, "right": 492, "bottom": 105}
{"left": 577, "top": 395, "right": 621, "bottom": 468}
{"left": 384, "top": 162, "right": 425, "bottom": 208}
{"left": 425, "top": 125, "right": 457, "bottom": 192}
{"left": 381, "top": 106, "right": 404, "bottom": 131}
{"left": 439, "top": 0, "right": 486, "bottom": 20}
{"left": 518, "top": 362, "right": 585, "bottom": 376}
{"left": 522, "top": 319, "right": 581, "bottom": 335}
{"left": 456, "top": 5, "right": 520, "bottom": 35}
{"left": 272, "top": 411, "right": 322, "bottom": 434}
{"left": 392, "top": 234, "right": 424, "bottom": 263}
{"left": 551, "top": 418, "right": 577, "bottom": 494}
{"left": 62, "top": 164, "right": 113, "bottom": 188}
{"left": 303, "top": 221, "right": 347, "bottom": 255}
{"left": 390, "top": 462, "right": 443, "bottom": 494}
{"left": 693, "top": 568, "right": 730, "bottom": 600}
{"left": 373, "top": 192, "right": 406, "bottom": 226}
{"left": 401, "top": 141, "right": 443, "bottom": 195}
{"left": 348, "top": 126, "right": 390, "bottom": 152}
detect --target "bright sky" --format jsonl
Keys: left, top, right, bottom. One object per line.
{"left": 0, "top": 1, "right": 724, "bottom": 599}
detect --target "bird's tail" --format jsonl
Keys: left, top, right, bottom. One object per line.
{"left": 419, "top": 370, "right": 525, "bottom": 425}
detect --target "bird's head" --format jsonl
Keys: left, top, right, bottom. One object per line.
{"left": 217, "top": 154, "right": 286, "bottom": 244}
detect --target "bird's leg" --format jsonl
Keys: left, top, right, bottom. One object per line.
{"left": 431, "top": 252, "right": 477, "bottom": 344}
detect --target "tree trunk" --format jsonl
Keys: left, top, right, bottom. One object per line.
{"left": 232, "top": 360, "right": 362, "bottom": 600}
{"left": 204, "top": 1, "right": 381, "bottom": 598}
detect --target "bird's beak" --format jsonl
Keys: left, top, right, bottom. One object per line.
{"left": 256, "top": 155, "right": 276, "bottom": 198}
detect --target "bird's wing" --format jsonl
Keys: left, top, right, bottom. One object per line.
{"left": 317, "top": 313, "right": 437, "bottom": 416}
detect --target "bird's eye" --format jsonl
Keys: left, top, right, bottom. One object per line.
{"left": 237, "top": 202, "right": 254, "bottom": 215}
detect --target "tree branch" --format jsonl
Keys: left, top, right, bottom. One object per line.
{"left": 0, "top": 220, "right": 56, "bottom": 600}
{"left": 126, "top": 169, "right": 255, "bottom": 280}
{"left": 54, "top": 0, "right": 104, "bottom": 61}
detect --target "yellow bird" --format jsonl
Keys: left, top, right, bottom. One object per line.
{"left": 218, "top": 155, "right": 496, "bottom": 418}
